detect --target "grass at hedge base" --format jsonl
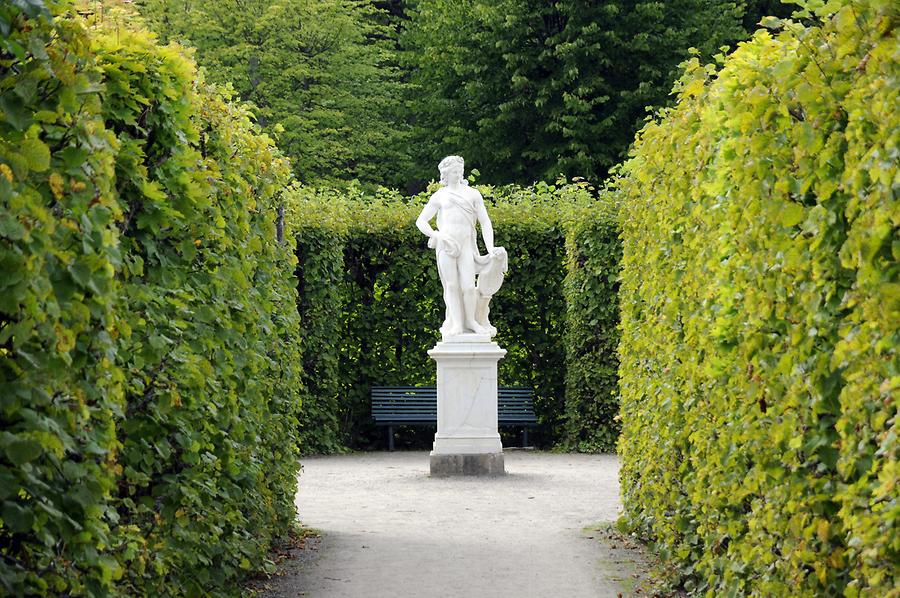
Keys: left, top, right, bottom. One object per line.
{"left": 285, "top": 182, "right": 621, "bottom": 452}
{"left": 615, "top": 1, "right": 898, "bottom": 595}
{"left": 1, "top": 7, "right": 303, "bottom": 596}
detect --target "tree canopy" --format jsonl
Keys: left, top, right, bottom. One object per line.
{"left": 136, "top": 0, "right": 790, "bottom": 188}
{"left": 400, "top": 0, "right": 749, "bottom": 185}
{"left": 138, "top": 0, "right": 413, "bottom": 187}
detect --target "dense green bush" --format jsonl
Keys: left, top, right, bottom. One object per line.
{"left": 294, "top": 225, "right": 346, "bottom": 454}
{"left": 286, "top": 181, "right": 621, "bottom": 450}
{"left": 1, "top": 4, "right": 302, "bottom": 595}
{"left": 97, "top": 28, "right": 303, "bottom": 595}
{"left": 1, "top": 3, "right": 124, "bottom": 593}
{"left": 562, "top": 214, "right": 622, "bottom": 452}
{"left": 616, "top": 1, "right": 898, "bottom": 595}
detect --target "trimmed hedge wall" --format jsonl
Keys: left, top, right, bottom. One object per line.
{"left": 1, "top": 5, "right": 123, "bottom": 594}
{"left": 562, "top": 216, "right": 622, "bottom": 452}
{"left": 1, "top": 5, "right": 302, "bottom": 596}
{"left": 616, "top": 1, "right": 897, "bottom": 595}
{"left": 286, "top": 182, "right": 621, "bottom": 451}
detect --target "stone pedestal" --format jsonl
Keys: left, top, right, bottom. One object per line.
{"left": 428, "top": 334, "right": 506, "bottom": 476}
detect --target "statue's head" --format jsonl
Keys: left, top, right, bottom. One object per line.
{"left": 438, "top": 155, "right": 466, "bottom": 186}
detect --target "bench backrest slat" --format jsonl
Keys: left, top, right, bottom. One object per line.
{"left": 372, "top": 386, "right": 536, "bottom": 425}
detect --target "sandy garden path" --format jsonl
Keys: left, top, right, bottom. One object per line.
{"left": 258, "top": 450, "right": 629, "bottom": 598}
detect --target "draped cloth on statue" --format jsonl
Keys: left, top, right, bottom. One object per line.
{"left": 438, "top": 187, "right": 491, "bottom": 271}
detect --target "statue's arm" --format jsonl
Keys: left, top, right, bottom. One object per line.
{"left": 475, "top": 192, "right": 496, "bottom": 253}
{"left": 416, "top": 198, "right": 440, "bottom": 239}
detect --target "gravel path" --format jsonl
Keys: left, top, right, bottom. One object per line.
{"left": 258, "top": 450, "right": 626, "bottom": 598}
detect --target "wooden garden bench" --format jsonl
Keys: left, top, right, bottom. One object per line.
{"left": 371, "top": 386, "right": 537, "bottom": 451}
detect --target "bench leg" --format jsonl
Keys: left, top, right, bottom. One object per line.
{"left": 522, "top": 427, "right": 529, "bottom": 448}
{"left": 388, "top": 426, "right": 395, "bottom": 452}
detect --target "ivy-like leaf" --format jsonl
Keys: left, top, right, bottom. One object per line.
{"left": 3, "top": 437, "right": 42, "bottom": 465}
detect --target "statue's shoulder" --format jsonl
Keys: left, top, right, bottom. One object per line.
{"left": 462, "top": 186, "right": 484, "bottom": 207}
{"left": 431, "top": 185, "right": 480, "bottom": 206}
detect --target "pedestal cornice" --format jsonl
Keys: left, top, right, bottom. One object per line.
{"left": 428, "top": 340, "right": 507, "bottom": 360}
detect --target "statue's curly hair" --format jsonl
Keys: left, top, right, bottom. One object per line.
{"left": 438, "top": 155, "right": 466, "bottom": 186}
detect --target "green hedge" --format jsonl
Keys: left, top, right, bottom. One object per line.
{"left": 1, "top": 5, "right": 302, "bottom": 596}
{"left": 562, "top": 215, "right": 622, "bottom": 452}
{"left": 1, "top": 4, "right": 123, "bottom": 594}
{"left": 616, "top": 1, "right": 897, "bottom": 595}
{"left": 286, "top": 181, "right": 621, "bottom": 451}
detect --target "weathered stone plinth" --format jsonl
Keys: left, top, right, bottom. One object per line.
{"left": 430, "top": 452, "right": 505, "bottom": 477}
{"left": 429, "top": 334, "right": 506, "bottom": 476}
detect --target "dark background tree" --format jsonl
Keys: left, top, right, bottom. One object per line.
{"left": 400, "top": 0, "right": 754, "bottom": 185}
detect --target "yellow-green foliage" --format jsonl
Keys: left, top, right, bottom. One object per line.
{"left": 1, "top": 4, "right": 123, "bottom": 594}
{"left": 286, "top": 180, "right": 604, "bottom": 234}
{"left": 616, "top": 1, "right": 897, "bottom": 595}
{"left": 1, "top": 5, "right": 302, "bottom": 596}
{"left": 286, "top": 181, "right": 622, "bottom": 451}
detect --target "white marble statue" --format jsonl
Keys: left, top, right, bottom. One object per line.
{"left": 416, "top": 156, "right": 507, "bottom": 338}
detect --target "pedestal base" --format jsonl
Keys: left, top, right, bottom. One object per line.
{"left": 430, "top": 452, "right": 505, "bottom": 477}
{"left": 428, "top": 337, "right": 506, "bottom": 477}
